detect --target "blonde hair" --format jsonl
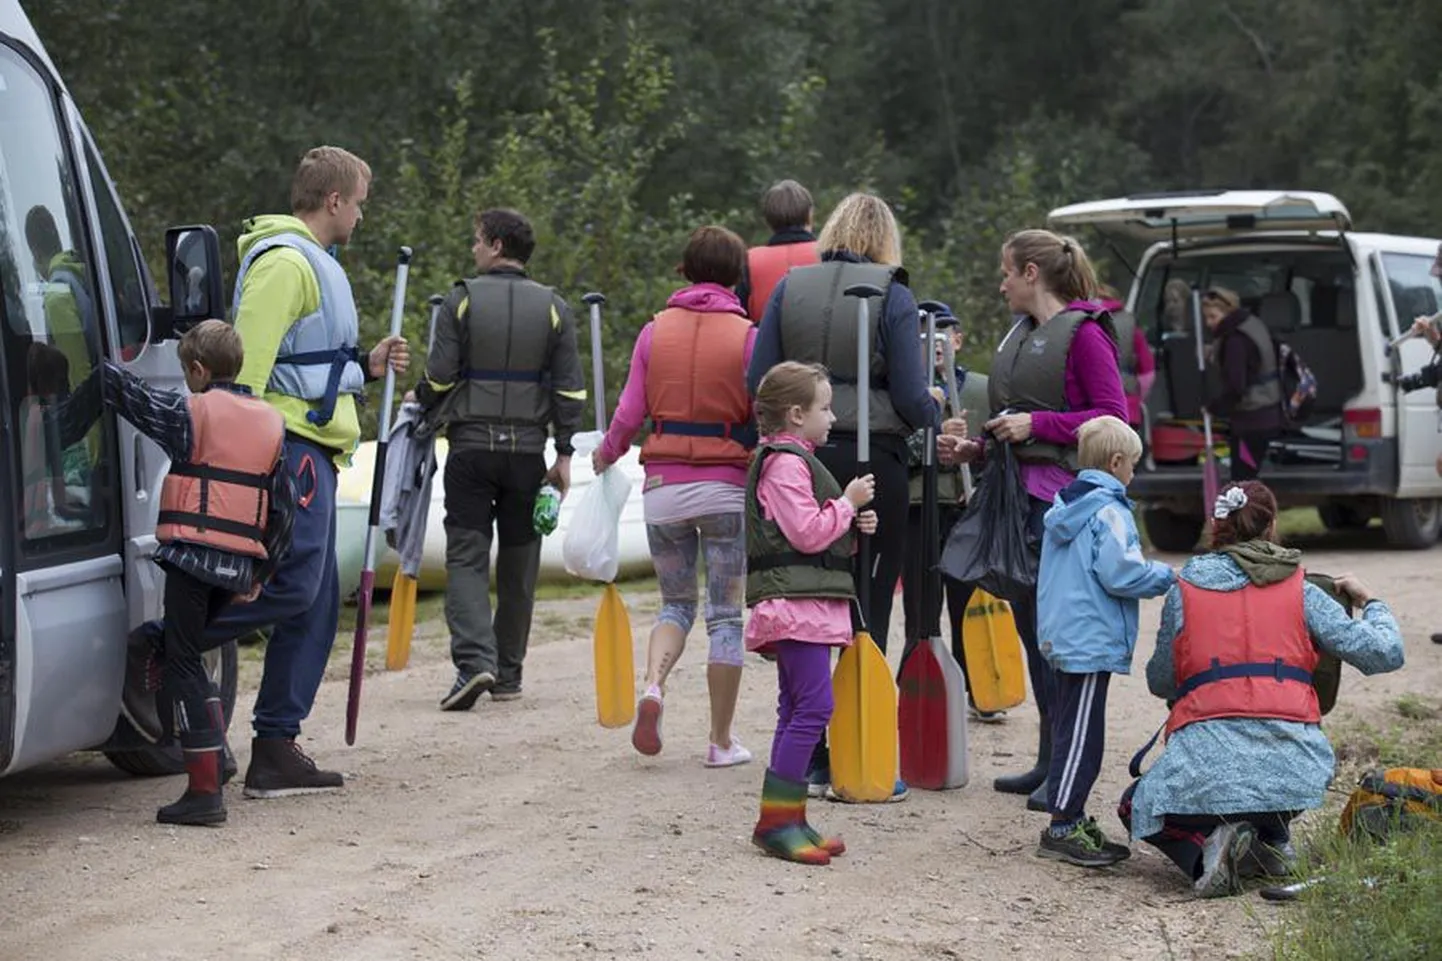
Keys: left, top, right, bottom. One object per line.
{"left": 754, "top": 361, "right": 828, "bottom": 435}
{"left": 291, "top": 146, "right": 372, "bottom": 213}
{"left": 817, "top": 193, "right": 902, "bottom": 266}
{"left": 178, "top": 319, "right": 244, "bottom": 381}
{"left": 1003, "top": 229, "right": 1097, "bottom": 302}
{"left": 1077, "top": 415, "right": 1142, "bottom": 472}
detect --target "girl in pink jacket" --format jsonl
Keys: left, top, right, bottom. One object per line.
{"left": 744, "top": 361, "right": 877, "bottom": 865}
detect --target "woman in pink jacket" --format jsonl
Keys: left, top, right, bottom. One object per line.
{"left": 744, "top": 361, "right": 877, "bottom": 865}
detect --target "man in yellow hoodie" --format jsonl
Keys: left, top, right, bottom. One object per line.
{"left": 203, "top": 146, "right": 408, "bottom": 798}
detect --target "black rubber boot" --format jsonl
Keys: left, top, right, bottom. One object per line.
{"left": 1026, "top": 779, "right": 1048, "bottom": 812}
{"left": 995, "top": 715, "right": 1051, "bottom": 795}
{"left": 157, "top": 736, "right": 226, "bottom": 826}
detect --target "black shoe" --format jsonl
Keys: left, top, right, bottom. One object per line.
{"left": 242, "top": 738, "right": 344, "bottom": 799}
{"left": 157, "top": 790, "right": 227, "bottom": 826}
{"left": 1432, "top": 632, "right": 1442, "bottom": 645}
{"left": 440, "top": 670, "right": 495, "bottom": 712}
{"left": 996, "top": 717, "right": 1052, "bottom": 795}
{"left": 1037, "top": 821, "right": 1126, "bottom": 868}
{"left": 490, "top": 686, "right": 523, "bottom": 702}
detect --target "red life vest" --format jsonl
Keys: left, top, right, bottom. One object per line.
{"left": 746, "top": 241, "right": 819, "bottom": 320}
{"left": 1167, "top": 568, "right": 1320, "bottom": 735}
{"left": 641, "top": 307, "right": 755, "bottom": 467}
{"left": 157, "top": 389, "right": 285, "bottom": 558}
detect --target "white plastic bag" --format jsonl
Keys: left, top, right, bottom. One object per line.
{"left": 562, "top": 431, "right": 632, "bottom": 582}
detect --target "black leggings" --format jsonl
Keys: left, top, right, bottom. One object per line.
{"left": 814, "top": 433, "right": 910, "bottom": 656}
{"left": 1117, "top": 780, "right": 1296, "bottom": 879}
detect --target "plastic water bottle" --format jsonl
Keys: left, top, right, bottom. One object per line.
{"left": 533, "top": 484, "right": 562, "bottom": 536}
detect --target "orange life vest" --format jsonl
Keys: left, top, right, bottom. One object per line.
{"left": 641, "top": 307, "right": 755, "bottom": 467}
{"left": 746, "top": 241, "right": 819, "bottom": 321}
{"left": 1167, "top": 568, "right": 1320, "bottom": 735}
{"left": 157, "top": 388, "right": 285, "bottom": 558}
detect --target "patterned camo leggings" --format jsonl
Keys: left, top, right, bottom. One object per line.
{"left": 645, "top": 511, "right": 746, "bottom": 666}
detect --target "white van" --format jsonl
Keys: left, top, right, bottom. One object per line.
{"left": 1048, "top": 190, "right": 1442, "bottom": 551}
{"left": 0, "top": 3, "right": 233, "bottom": 778}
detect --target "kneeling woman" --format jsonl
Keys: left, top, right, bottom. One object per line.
{"left": 1120, "top": 481, "right": 1404, "bottom": 897}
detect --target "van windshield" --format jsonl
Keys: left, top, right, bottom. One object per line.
{"left": 0, "top": 42, "right": 113, "bottom": 553}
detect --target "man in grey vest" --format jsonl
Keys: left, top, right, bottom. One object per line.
{"left": 418, "top": 208, "right": 586, "bottom": 710}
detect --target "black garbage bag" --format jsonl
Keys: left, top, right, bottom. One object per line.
{"left": 938, "top": 440, "right": 1038, "bottom": 604}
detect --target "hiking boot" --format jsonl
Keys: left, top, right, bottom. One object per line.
{"left": 1037, "top": 819, "right": 1127, "bottom": 868}
{"left": 242, "top": 738, "right": 344, "bottom": 799}
{"left": 631, "top": 685, "right": 664, "bottom": 756}
{"left": 1238, "top": 839, "right": 1296, "bottom": 879}
{"left": 490, "top": 687, "right": 523, "bottom": 702}
{"left": 1081, "top": 817, "right": 1132, "bottom": 861}
{"left": 752, "top": 769, "right": 831, "bottom": 866}
{"left": 704, "top": 738, "right": 754, "bottom": 768}
{"left": 1195, "top": 823, "right": 1254, "bottom": 898}
{"left": 440, "top": 670, "right": 494, "bottom": 712}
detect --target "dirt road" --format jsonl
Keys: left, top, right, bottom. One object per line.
{"left": 2, "top": 530, "right": 1437, "bottom": 961}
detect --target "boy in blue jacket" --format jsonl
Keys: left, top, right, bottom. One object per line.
{"left": 1036, "top": 416, "right": 1174, "bottom": 867}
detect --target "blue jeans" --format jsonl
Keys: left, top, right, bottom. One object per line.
{"left": 205, "top": 436, "right": 339, "bottom": 739}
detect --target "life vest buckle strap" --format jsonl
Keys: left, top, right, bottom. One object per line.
{"left": 462, "top": 367, "right": 545, "bottom": 383}
{"left": 649, "top": 419, "right": 759, "bottom": 449}
{"left": 276, "top": 346, "right": 360, "bottom": 427}
{"left": 157, "top": 510, "right": 265, "bottom": 542}
{"left": 167, "top": 462, "right": 272, "bottom": 489}
{"left": 1175, "top": 659, "right": 1314, "bottom": 700}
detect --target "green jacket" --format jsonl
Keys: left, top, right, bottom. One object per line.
{"left": 744, "top": 441, "right": 856, "bottom": 607}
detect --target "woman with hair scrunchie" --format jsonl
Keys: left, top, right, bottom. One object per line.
{"left": 1117, "top": 480, "right": 1404, "bottom": 897}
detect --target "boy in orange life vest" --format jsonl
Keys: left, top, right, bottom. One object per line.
{"left": 736, "top": 179, "right": 820, "bottom": 321}
{"left": 57, "top": 321, "right": 294, "bottom": 826}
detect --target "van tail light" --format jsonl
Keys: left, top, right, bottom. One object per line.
{"left": 1343, "top": 408, "right": 1382, "bottom": 443}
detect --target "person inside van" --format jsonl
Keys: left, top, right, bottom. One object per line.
{"left": 1118, "top": 481, "right": 1403, "bottom": 896}
{"left": 1096, "top": 283, "right": 1155, "bottom": 432}
{"left": 1201, "top": 286, "right": 1284, "bottom": 481}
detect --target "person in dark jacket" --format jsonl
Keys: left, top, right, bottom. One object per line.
{"left": 1202, "top": 286, "right": 1284, "bottom": 481}
{"left": 747, "top": 191, "right": 940, "bottom": 802}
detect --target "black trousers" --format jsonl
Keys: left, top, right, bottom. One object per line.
{"left": 901, "top": 502, "right": 977, "bottom": 700}
{"left": 1229, "top": 429, "right": 1278, "bottom": 482}
{"left": 813, "top": 433, "right": 910, "bottom": 656}
{"left": 1118, "top": 780, "right": 1297, "bottom": 879}
{"left": 1013, "top": 496, "right": 1056, "bottom": 721}
{"left": 160, "top": 564, "right": 234, "bottom": 742}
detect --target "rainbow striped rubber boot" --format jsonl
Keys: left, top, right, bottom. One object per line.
{"left": 752, "top": 768, "right": 831, "bottom": 865}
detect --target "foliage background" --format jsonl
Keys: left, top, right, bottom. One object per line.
{"left": 28, "top": 0, "right": 1442, "bottom": 424}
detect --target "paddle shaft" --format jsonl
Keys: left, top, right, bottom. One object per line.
{"left": 346, "top": 245, "right": 412, "bottom": 745}
{"left": 855, "top": 295, "right": 873, "bottom": 627}
{"left": 939, "top": 330, "right": 973, "bottom": 504}
{"left": 584, "top": 293, "right": 608, "bottom": 433}
{"left": 1191, "top": 286, "right": 1220, "bottom": 510}
{"left": 919, "top": 310, "right": 941, "bottom": 639}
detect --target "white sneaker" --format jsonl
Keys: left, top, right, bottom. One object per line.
{"left": 703, "top": 738, "right": 754, "bottom": 768}
{"left": 631, "top": 686, "right": 664, "bottom": 756}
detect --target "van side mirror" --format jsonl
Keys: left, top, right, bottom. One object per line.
{"left": 161, "top": 225, "right": 225, "bottom": 338}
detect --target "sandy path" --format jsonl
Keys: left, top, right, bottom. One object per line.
{"left": 1, "top": 533, "right": 1437, "bottom": 961}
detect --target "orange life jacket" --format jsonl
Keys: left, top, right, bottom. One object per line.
{"left": 746, "top": 241, "right": 819, "bottom": 321}
{"left": 157, "top": 388, "right": 285, "bottom": 558}
{"left": 641, "top": 307, "right": 755, "bottom": 467}
{"left": 1167, "top": 568, "right": 1320, "bottom": 735}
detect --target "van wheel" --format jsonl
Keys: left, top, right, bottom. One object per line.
{"left": 1143, "top": 508, "right": 1206, "bottom": 553}
{"left": 1380, "top": 497, "right": 1442, "bottom": 550}
{"left": 103, "top": 641, "right": 239, "bottom": 777}
{"left": 1318, "top": 504, "right": 1371, "bottom": 531}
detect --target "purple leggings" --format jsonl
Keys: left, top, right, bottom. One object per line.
{"left": 770, "top": 641, "right": 836, "bottom": 780}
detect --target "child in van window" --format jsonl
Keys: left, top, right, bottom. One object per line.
{"left": 744, "top": 361, "right": 877, "bottom": 865}
{"left": 55, "top": 321, "right": 294, "bottom": 826}
{"left": 1035, "top": 416, "right": 1175, "bottom": 867}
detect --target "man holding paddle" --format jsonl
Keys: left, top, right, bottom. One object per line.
{"left": 417, "top": 208, "right": 586, "bottom": 711}
{"left": 203, "top": 146, "right": 409, "bottom": 797}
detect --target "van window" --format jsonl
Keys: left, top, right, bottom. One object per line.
{"left": 0, "top": 44, "right": 116, "bottom": 556}
{"left": 1380, "top": 253, "right": 1441, "bottom": 329}
{"left": 83, "top": 141, "right": 149, "bottom": 359}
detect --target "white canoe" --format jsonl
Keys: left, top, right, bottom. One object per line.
{"left": 334, "top": 438, "right": 654, "bottom": 594}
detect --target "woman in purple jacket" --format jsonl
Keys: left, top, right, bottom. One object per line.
{"left": 942, "top": 229, "right": 1127, "bottom": 812}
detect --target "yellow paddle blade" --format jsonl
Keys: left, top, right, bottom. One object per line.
{"left": 385, "top": 571, "right": 418, "bottom": 672}
{"left": 828, "top": 630, "right": 898, "bottom": 802}
{"left": 961, "top": 589, "right": 1027, "bottom": 713}
{"left": 594, "top": 583, "right": 636, "bottom": 728}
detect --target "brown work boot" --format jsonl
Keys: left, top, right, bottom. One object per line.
{"left": 242, "top": 737, "right": 344, "bottom": 799}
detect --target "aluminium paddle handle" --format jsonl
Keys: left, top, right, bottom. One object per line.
{"left": 583, "top": 292, "right": 607, "bottom": 432}
{"left": 844, "top": 284, "right": 883, "bottom": 464}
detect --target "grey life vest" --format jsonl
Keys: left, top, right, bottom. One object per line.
{"left": 1112, "top": 308, "right": 1139, "bottom": 397}
{"left": 988, "top": 308, "right": 1117, "bottom": 470}
{"left": 232, "top": 232, "right": 364, "bottom": 427}
{"left": 777, "top": 261, "right": 908, "bottom": 435}
{"left": 745, "top": 441, "right": 856, "bottom": 608}
{"left": 448, "top": 273, "right": 559, "bottom": 428}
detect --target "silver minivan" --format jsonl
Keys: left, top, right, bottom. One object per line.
{"left": 0, "top": 1, "right": 232, "bottom": 778}
{"left": 1048, "top": 190, "right": 1442, "bottom": 551}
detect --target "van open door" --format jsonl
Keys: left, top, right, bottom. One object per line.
{"left": 1048, "top": 190, "right": 1352, "bottom": 245}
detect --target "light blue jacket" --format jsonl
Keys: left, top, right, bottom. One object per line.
{"left": 1036, "top": 469, "right": 1175, "bottom": 675}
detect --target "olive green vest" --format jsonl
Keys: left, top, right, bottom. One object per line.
{"left": 777, "top": 261, "right": 908, "bottom": 435}
{"left": 988, "top": 309, "right": 1117, "bottom": 470}
{"left": 449, "top": 274, "right": 558, "bottom": 426}
{"left": 745, "top": 441, "right": 857, "bottom": 607}
{"left": 1232, "top": 314, "right": 1284, "bottom": 412}
{"left": 1112, "top": 308, "right": 1139, "bottom": 396}
{"left": 908, "top": 369, "right": 988, "bottom": 505}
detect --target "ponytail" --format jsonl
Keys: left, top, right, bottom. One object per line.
{"left": 1003, "top": 229, "right": 1098, "bottom": 303}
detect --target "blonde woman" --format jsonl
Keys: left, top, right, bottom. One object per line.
{"left": 745, "top": 192, "right": 939, "bottom": 801}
